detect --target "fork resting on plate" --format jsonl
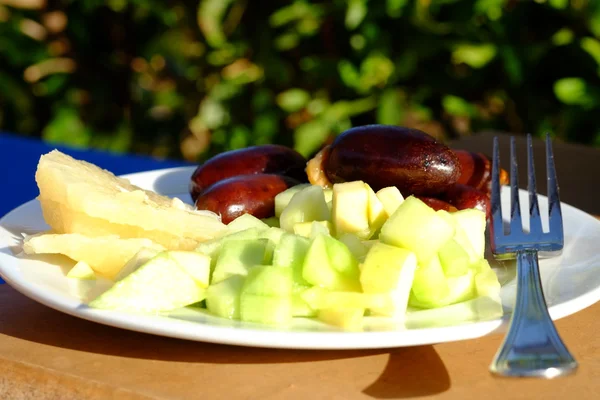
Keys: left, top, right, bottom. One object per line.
{"left": 488, "top": 133, "right": 578, "bottom": 378}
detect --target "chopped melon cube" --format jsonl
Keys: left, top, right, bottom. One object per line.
{"left": 206, "top": 275, "right": 245, "bottom": 319}
{"left": 280, "top": 185, "right": 331, "bottom": 233}
{"left": 438, "top": 239, "right": 470, "bottom": 277}
{"left": 380, "top": 196, "right": 455, "bottom": 264}
{"left": 89, "top": 252, "right": 206, "bottom": 312}
{"left": 168, "top": 251, "right": 211, "bottom": 288}
{"left": 239, "top": 266, "right": 293, "bottom": 325}
{"left": 274, "top": 184, "right": 311, "bottom": 217}
{"left": 302, "top": 234, "right": 360, "bottom": 291}
{"left": 67, "top": 261, "right": 96, "bottom": 280}
{"left": 211, "top": 239, "right": 270, "bottom": 284}
{"left": 360, "top": 242, "right": 417, "bottom": 317}
{"left": 332, "top": 181, "right": 370, "bottom": 239}
{"left": 227, "top": 213, "right": 270, "bottom": 233}
{"left": 376, "top": 186, "right": 404, "bottom": 216}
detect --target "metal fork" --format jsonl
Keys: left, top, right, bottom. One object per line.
{"left": 488, "top": 133, "right": 578, "bottom": 378}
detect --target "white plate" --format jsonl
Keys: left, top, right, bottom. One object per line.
{"left": 1, "top": 166, "right": 600, "bottom": 349}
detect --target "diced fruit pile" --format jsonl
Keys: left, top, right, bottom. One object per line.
{"left": 86, "top": 182, "right": 501, "bottom": 331}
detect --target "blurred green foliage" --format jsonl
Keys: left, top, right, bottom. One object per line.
{"left": 1, "top": 0, "right": 600, "bottom": 162}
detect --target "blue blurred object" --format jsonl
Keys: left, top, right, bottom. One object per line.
{"left": 0, "top": 132, "right": 194, "bottom": 284}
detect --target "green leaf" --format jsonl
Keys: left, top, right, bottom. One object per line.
{"left": 275, "top": 32, "right": 300, "bottom": 51}
{"left": 386, "top": 0, "right": 409, "bottom": 18}
{"left": 553, "top": 78, "right": 593, "bottom": 106}
{"left": 294, "top": 120, "right": 330, "bottom": 157}
{"left": 395, "top": 50, "right": 418, "bottom": 79}
{"left": 589, "top": 9, "right": 600, "bottom": 38}
{"left": 43, "top": 108, "right": 91, "bottom": 148}
{"left": 253, "top": 112, "right": 279, "bottom": 144}
{"left": 442, "top": 95, "right": 475, "bottom": 117}
{"left": 552, "top": 28, "right": 574, "bottom": 46}
{"left": 581, "top": 37, "right": 600, "bottom": 67}
{"left": 338, "top": 60, "right": 361, "bottom": 89}
{"left": 549, "top": 0, "right": 568, "bottom": 9}
{"left": 474, "top": 0, "right": 505, "bottom": 20}
{"left": 276, "top": 88, "right": 311, "bottom": 112}
{"left": 197, "top": 0, "right": 235, "bottom": 48}
{"left": 452, "top": 44, "right": 497, "bottom": 69}
{"left": 323, "top": 96, "right": 377, "bottom": 123}
{"left": 199, "top": 98, "right": 229, "bottom": 129}
{"left": 358, "top": 54, "right": 395, "bottom": 92}
{"left": 377, "top": 89, "right": 404, "bottom": 125}
{"left": 229, "top": 125, "right": 250, "bottom": 149}
{"left": 346, "top": 0, "right": 368, "bottom": 30}
{"left": 270, "top": 2, "right": 322, "bottom": 27}
{"left": 501, "top": 46, "right": 523, "bottom": 85}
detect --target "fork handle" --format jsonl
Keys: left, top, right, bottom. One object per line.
{"left": 490, "top": 249, "right": 578, "bottom": 378}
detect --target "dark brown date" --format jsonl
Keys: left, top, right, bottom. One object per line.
{"left": 190, "top": 145, "right": 307, "bottom": 201}
{"left": 416, "top": 196, "right": 458, "bottom": 213}
{"left": 194, "top": 174, "right": 300, "bottom": 224}
{"left": 324, "top": 125, "right": 461, "bottom": 196}
{"left": 453, "top": 150, "right": 508, "bottom": 193}
{"left": 438, "top": 184, "right": 490, "bottom": 216}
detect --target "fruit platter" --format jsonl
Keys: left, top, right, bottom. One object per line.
{"left": 1, "top": 125, "right": 600, "bottom": 349}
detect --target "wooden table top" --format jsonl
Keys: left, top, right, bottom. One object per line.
{"left": 1, "top": 133, "right": 600, "bottom": 399}
{"left": 2, "top": 283, "right": 600, "bottom": 400}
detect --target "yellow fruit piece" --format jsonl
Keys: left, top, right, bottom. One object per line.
{"left": 375, "top": 186, "right": 404, "bottom": 216}
{"left": 67, "top": 261, "right": 96, "bottom": 280}
{"left": 331, "top": 181, "right": 370, "bottom": 238}
{"left": 35, "top": 150, "right": 228, "bottom": 249}
{"left": 23, "top": 232, "right": 165, "bottom": 280}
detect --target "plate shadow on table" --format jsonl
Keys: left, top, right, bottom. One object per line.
{"left": 0, "top": 286, "right": 451, "bottom": 398}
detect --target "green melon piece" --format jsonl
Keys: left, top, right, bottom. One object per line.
{"left": 452, "top": 209, "right": 487, "bottom": 261}
{"left": 376, "top": 186, "right": 404, "bottom": 216}
{"left": 359, "top": 242, "right": 417, "bottom": 317}
{"left": 409, "top": 255, "right": 449, "bottom": 307}
{"left": 274, "top": 184, "right": 312, "bottom": 217}
{"left": 239, "top": 265, "right": 293, "bottom": 325}
{"left": 380, "top": 196, "right": 455, "bottom": 264}
{"left": 301, "top": 286, "right": 386, "bottom": 310}
{"left": 88, "top": 252, "right": 206, "bottom": 312}
{"left": 261, "top": 217, "right": 280, "bottom": 228}
{"left": 279, "top": 185, "right": 331, "bottom": 233}
{"left": 410, "top": 269, "right": 476, "bottom": 309}
{"left": 338, "top": 233, "right": 368, "bottom": 262}
{"left": 114, "top": 247, "right": 163, "bottom": 282}
{"left": 331, "top": 181, "right": 370, "bottom": 239}
{"left": 293, "top": 220, "right": 333, "bottom": 238}
{"left": 167, "top": 251, "right": 211, "bottom": 288}
{"left": 67, "top": 261, "right": 96, "bottom": 280}
{"left": 438, "top": 239, "right": 470, "bottom": 277}
{"left": 241, "top": 265, "right": 293, "bottom": 296}
{"left": 195, "top": 227, "right": 265, "bottom": 261}
{"left": 211, "top": 239, "right": 270, "bottom": 284}
{"left": 472, "top": 259, "right": 501, "bottom": 297}
{"left": 259, "top": 227, "right": 286, "bottom": 246}
{"left": 240, "top": 295, "right": 292, "bottom": 326}
{"left": 227, "top": 213, "right": 270, "bottom": 233}
{"left": 272, "top": 233, "right": 311, "bottom": 286}
{"left": 291, "top": 285, "right": 317, "bottom": 317}
{"left": 318, "top": 308, "right": 365, "bottom": 331}
{"left": 206, "top": 275, "right": 245, "bottom": 319}
{"left": 302, "top": 234, "right": 360, "bottom": 291}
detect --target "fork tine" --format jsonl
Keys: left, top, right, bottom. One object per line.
{"left": 509, "top": 136, "right": 522, "bottom": 234}
{"left": 490, "top": 136, "right": 504, "bottom": 240}
{"left": 546, "top": 133, "right": 564, "bottom": 245}
{"left": 527, "top": 134, "right": 543, "bottom": 235}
